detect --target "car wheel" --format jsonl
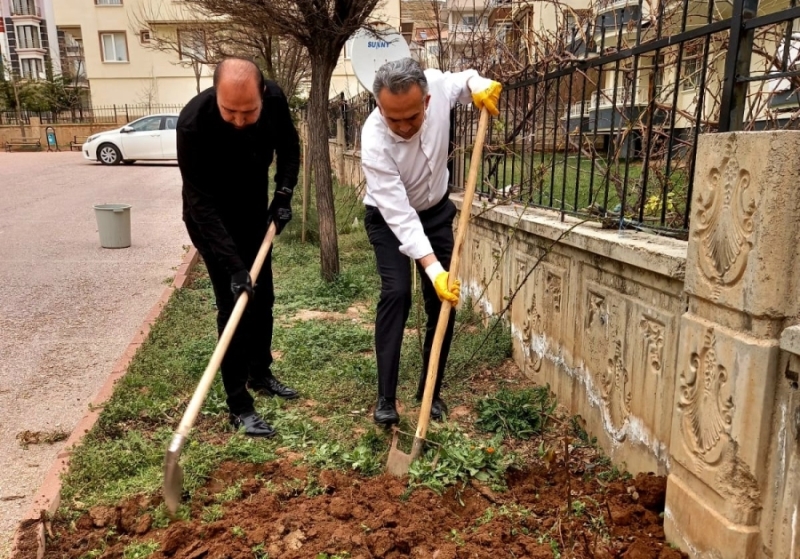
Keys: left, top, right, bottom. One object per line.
{"left": 98, "top": 143, "right": 122, "bottom": 165}
{"left": 122, "top": 160, "right": 136, "bottom": 165}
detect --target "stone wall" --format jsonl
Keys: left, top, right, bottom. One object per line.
{"left": 453, "top": 198, "right": 687, "bottom": 476}
{"left": 316, "top": 123, "right": 800, "bottom": 558}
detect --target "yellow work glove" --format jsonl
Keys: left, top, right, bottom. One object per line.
{"left": 425, "top": 262, "right": 460, "bottom": 305}
{"left": 468, "top": 75, "right": 503, "bottom": 116}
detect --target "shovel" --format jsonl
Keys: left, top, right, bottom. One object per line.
{"left": 386, "top": 106, "right": 491, "bottom": 477}
{"left": 163, "top": 221, "right": 277, "bottom": 515}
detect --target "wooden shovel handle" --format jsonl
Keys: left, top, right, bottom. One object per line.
{"left": 415, "top": 107, "right": 491, "bottom": 441}
{"left": 174, "top": 222, "right": 277, "bottom": 439}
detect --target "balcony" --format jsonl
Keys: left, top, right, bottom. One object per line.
{"left": 449, "top": 24, "right": 491, "bottom": 44}
{"left": 11, "top": 1, "right": 41, "bottom": 18}
{"left": 592, "top": 0, "right": 649, "bottom": 44}
{"left": 565, "top": 86, "right": 662, "bottom": 132}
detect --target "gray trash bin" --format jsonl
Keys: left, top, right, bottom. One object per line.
{"left": 93, "top": 204, "right": 131, "bottom": 248}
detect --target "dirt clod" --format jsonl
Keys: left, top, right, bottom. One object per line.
{"left": 634, "top": 472, "right": 668, "bottom": 512}
{"left": 87, "top": 506, "right": 119, "bottom": 529}
{"left": 161, "top": 522, "right": 194, "bottom": 556}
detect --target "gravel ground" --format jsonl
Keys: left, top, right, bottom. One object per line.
{"left": 0, "top": 152, "right": 190, "bottom": 558}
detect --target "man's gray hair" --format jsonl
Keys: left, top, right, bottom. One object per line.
{"left": 373, "top": 57, "right": 428, "bottom": 98}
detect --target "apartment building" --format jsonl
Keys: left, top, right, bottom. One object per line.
{"left": 0, "top": 0, "right": 60, "bottom": 80}
{"left": 52, "top": 0, "right": 213, "bottom": 107}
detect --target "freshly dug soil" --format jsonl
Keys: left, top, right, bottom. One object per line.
{"left": 33, "top": 459, "right": 684, "bottom": 559}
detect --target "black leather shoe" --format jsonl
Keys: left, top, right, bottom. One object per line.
{"left": 229, "top": 411, "right": 276, "bottom": 438}
{"left": 373, "top": 397, "right": 399, "bottom": 426}
{"left": 430, "top": 398, "right": 448, "bottom": 421}
{"left": 248, "top": 375, "right": 299, "bottom": 400}
{"left": 416, "top": 392, "right": 448, "bottom": 421}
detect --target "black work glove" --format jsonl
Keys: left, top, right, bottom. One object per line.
{"left": 231, "top": 270, "right": 254, "bottom": 301}
{"left": 268, "top": 185, "right": 293, "bottom": 235}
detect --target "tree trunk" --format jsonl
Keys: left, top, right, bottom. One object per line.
{"left": 308, "top": 56, "right": 340, "bottom": 281}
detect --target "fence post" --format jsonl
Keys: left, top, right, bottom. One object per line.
{"left": 302, "top": 121, "right": 311, "bottom": 244}
{"left": 718, "top": 0, "right": 759, "bottom": 132}
{"left": 113, "top": 105, "right": 117, "bottom": 122}
{"left": 336, "top": 117, "right": 346, "bottom": 184}
{"left": 125, "top": 104, "right": 130, "bottom": 123}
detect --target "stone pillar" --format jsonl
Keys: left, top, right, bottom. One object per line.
{"left": 29, "top": 116, "right": 42, "bottom": 143}
{"left": 664, "top": 131, "right": 800, "bottom": 558}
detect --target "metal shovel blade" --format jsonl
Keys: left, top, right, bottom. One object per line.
{"left": 386, "top": 428, "right": 414, "bottom": 477}
{"left": 386, "top": 428, "right": 428, "bottom": 477}
{"left": 163, "top": 433, "right": 185, "bottom": 515}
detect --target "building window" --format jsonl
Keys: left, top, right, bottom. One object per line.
{"left": 16, "top": 25, "right": 41, "bottom": 49}
{"left": 95, "top": 0, "right": 123, "bottom": 5}
{"left": 100, "top": 32, "right": 128, "bottom": 62}
{"left": 178, "top": 29, "right": 207, "bottom": 61}
{"left": 140, "top": 30, "right": 151, "bottom": 44}
{"left": 682, "top": 43, "right": 703, "bottom": 91}
{"left": 20, "top": 57, "right": 43, "bottom": 79}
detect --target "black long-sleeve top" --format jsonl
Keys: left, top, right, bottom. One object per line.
{"left": 176, "top": 79, "right": 300, "bottom": 275}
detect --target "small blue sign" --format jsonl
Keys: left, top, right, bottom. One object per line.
{"left": 47, "top": 131, "right": 56, "bottom": 146}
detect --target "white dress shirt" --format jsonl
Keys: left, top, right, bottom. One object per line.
{"left": 361, "top": 68, "right": 478, "bottom": 260}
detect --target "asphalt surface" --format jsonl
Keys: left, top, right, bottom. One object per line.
{"left": 0, "top": 152, "right": 190, "bottom": 557}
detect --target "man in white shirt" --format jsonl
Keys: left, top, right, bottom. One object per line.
{"left": 361, "top": 57, "right": 501, "bottom": 426}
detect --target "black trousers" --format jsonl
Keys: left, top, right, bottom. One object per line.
{"left": 199, "top": 243, "right": 275, "bottom": 416}
{"left": 364, "top": 197, "right": 457, "bottom": 401}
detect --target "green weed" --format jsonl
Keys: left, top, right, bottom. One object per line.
{"left": 122, "top": 541, "right": 159, "bottom": 559}
{"left": 475, "top": 386, "right": 556, "bottom": 439}
{"left": 408, "top": 425, "right": 512, "bottom": 495}
{"left": 201, "top": 504, "right": 224, "bottom": 523}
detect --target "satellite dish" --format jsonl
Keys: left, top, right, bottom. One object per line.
{"left": 350, "top": 28, "right": 411, "bottom": 93}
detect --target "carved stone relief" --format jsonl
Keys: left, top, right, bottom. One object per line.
{"left": 678, "top": 328, "right": 735, "bottom": 469}
{"left": 587, "top": 292, "right": 606, "bottom": 330}
{"left": 545, "top": 271, "right": 562, "bottom": 314}
{"left": 640, "top": 317, "right": 665, "bottom": 375}
{"left": 522, "top": 293, "right": 543, "bottom": 373}
{"left": 693, "top": 135, "right": 757, "bottom": 298}
{"left": 604, "top": 340, "right": 632, "bottom": 441}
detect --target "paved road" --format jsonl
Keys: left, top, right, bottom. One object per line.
{"left": 0, "top": 152, "right": 190, "bottom": 557}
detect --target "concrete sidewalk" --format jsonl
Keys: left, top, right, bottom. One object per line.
{"left": 0, "top": 152, "right": 190, "bottom": 558}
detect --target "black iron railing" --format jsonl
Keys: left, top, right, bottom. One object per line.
{"left": 0, "top": 104, "right": 186, "bottom": 126}
{"left": 327, "top": 91, "right": 376, "bottom": 149}
{"left": 449, "top": 0, "right": 800, "bottom": 237}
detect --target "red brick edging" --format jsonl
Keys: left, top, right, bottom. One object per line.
{"left": 10, "top": 246, "right": 200, "bottom": 559}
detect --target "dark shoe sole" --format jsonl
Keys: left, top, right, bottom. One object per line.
{"left": 373, "top": 414, "right": 400, "bottom": 427}
{"left": 248, "top": 384, "right": 300, "bottom": 400}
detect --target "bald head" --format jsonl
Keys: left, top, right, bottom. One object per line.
{"left": 214, "top": 58, "right": 264, "bottom": 129}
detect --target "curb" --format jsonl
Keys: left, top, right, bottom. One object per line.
{"left": 9, "top": 246, "right": 200, "bottom": 559}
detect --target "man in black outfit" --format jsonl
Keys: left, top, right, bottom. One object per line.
{"left": 176, "top": 57, "right": 300, "bottom": 437}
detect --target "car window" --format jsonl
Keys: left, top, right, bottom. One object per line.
{"left": 164, "top": 117, "right": 178, "bottom": 130}
{"left": 129, "top": 117, "right": 163, "bottom": 132}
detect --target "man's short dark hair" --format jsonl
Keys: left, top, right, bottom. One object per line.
{"left": 213, "top": 57, "right": 265, "bottom": 90}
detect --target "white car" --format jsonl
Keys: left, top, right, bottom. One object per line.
{"left": 82, "top": 113, "right": 179, "bottom": 165}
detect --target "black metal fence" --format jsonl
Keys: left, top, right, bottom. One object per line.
{"left": 328, "top": 91, "right": 377, "bottom": 149}
{"left": 0, "top": 104, "right": 185, "bottom": 126}
{"left": 449, "top": 0, "right": 800, "bottom": 237}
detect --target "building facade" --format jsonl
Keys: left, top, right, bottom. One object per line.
{"left": 51, "top": 0, "right": 213, "bottom": 107}
{"left": 0, "top": 0, "right": 60, "bottom": 80}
